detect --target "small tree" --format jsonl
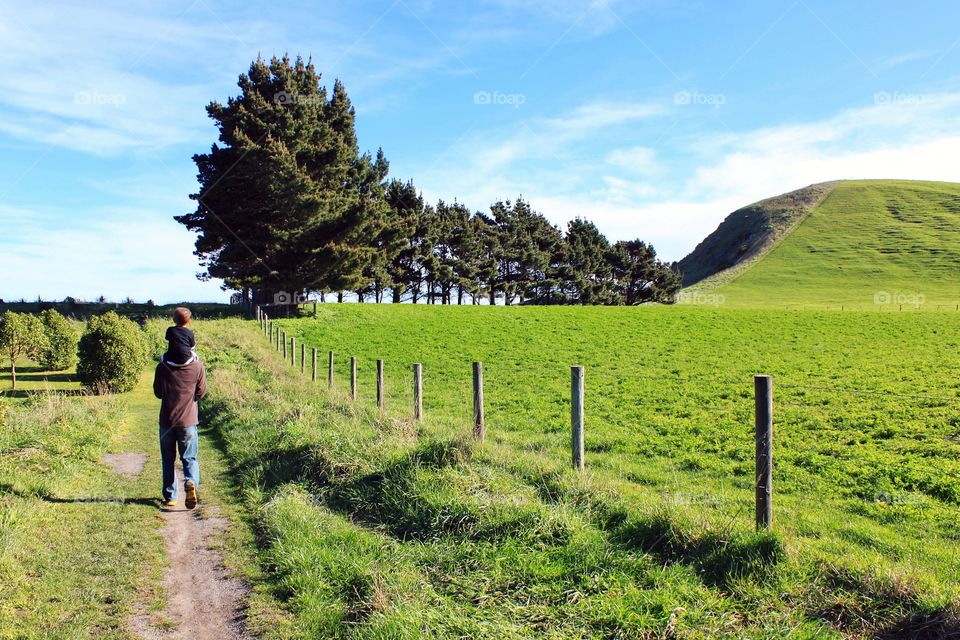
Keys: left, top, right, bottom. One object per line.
{"left": 39, "top": 309, "right": 79, "bottom": 371}
{"left": 0, "top": 311, "right": 47, "bottom": 390}
{"left": 77, "top": 312, "right": 148, "bottom": 394}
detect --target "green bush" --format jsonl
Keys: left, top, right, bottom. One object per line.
{"left": 38, "top": 309, "right": 78, "bottom": 371}
{"left": 77, "top": 312, "right": 148, "bottom": 393}
{"left": 142, "top": 319, "right": 168, "bottom": 361}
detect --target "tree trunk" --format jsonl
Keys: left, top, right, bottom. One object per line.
{"left": 489, "top": 286, "right": 496, "bottom": 305}
{"left": 393, "top": 288, "right": 402, "bottom": 303}
{"left": 9, "top": 362, "right": 14, "bottom": 390}
{"left": 337, "top": 292, "right": 344, "bottom": 303}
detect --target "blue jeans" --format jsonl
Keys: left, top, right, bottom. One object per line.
{"left": 159, "top": 425, "right": 200, "bottom": 502}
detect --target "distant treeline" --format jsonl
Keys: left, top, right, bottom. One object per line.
{"left": 177, "top": 55, "right": 680, "bottom": 308}
{"left": 0, "top": 299, "right": 240, "bottom": 322}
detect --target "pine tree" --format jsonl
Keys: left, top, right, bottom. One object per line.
{"left": 609, "top": 240, "right": 681, "bottom": 304}
{"left": 470, "top": 213, "right": 501, "bottom": 304}
{"left": 383, "top": 180, "right": 424, "bottom": 303}
{"left": 563, "top": 219, "right": 614, "bottom": 305}
{"left": 449, "top": 204, "right": 483, "bottom": 304}
{"left": 176, "top": 56, "right": 387, "bottom": 307}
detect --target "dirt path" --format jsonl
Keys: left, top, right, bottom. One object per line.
{"left": 90, "top": 372, "right": 255, "bottom": 638}
{"left": 127, "top": 466, "right": 250, "bottom": 640}
{"left": 102, "top": 452, "right": 147, "bottom": 477}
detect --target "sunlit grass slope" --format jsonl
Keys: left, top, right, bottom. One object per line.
{"left": 689, "top": 180, "right": 960, "bottom": 308}
{"left": 220, "top": 305, "right": 960, "bottom": 638}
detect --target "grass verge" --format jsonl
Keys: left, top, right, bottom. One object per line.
{"left": 199, "top": 316, "right": 960, "bottom": 638}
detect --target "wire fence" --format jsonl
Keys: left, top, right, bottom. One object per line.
{"left": 254, "top": 306, "right": 960, "bottom": 542}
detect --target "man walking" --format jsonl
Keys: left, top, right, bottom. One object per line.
{"left": 153, "top": 312, "right": 207, "bottom": 509}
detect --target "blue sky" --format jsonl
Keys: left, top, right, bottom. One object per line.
{"left": 2, "top": 0, "right": 959, "bottom": 303}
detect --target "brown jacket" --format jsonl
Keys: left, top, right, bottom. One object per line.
{"left": 153, "top": 358, "right": 207, "bottom": 428}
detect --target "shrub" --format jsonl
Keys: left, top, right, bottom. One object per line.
{"left": 77, "top": 312, "right": 148, "bottom": 393}
{"left": 142, "top": 319, "right": 167, "bottom": 361}
{"left": 38, "top": 309, "right": 78, "bottom": 371}
{"left": 0, "top": 311, "right": 47, "bottom": 390}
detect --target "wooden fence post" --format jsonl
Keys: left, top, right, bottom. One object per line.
{"left": 350, "top": 357, "right": 357, "bottom": 402}
{"left": 473, "top": 362, "right": 485, "bottom": 441}
{"left": 276, "top": 330, "right": 280, "bottom": 352}
{"left": 290, "top": 337, "right": 296, "bottom": 367}
{"left": 282, "top": 331, "right": 287, "bottom": 358}
{"left": 571, "top": 365, "right": 585, "bottom": 471}
{"left": 328, "top": 351, "right": 335, "bottom": 389}
{"left": 376, "top": 359, "right": 384, "bottom": 411}
{"left": 755, "top": 375, "right": 773, "bottom": 530}
{"left": 413, "top": 363, "right": 423, "bottom": 421}
{"left": 311, "top": 347, "right": 317, "bottom": 382}
{"left": 300, "top": 343, "right": 306, "bottom": 375}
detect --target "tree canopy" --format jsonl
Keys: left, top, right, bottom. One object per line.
{"left": 177, "top": 56, "right": 681, "bottom": 307}
{"left": 0, "top": 311, "right": 47, "bottom": 390}
{"left": 176, "top": 55, "right": 388, "bottom": 304}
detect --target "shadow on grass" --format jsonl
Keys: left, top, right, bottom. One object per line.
{"left": 611, "top": 510, "right": 785, "bottom": 589}
{"left": 42, "top": 496, "right": 161, "bottom": 507}
{"left": 0, "top": 481, "right": 159, "bottom": 507}
{"left": 1, "top": 389, "right": 87, "bottom": 398}
{"left": 810, "top": 565, "right": 960, "bottom": 640}
{"left": 875, "top": 609, "right": 960, "bottom": 640}
{"left": 201, "top": 395, "right": 573, "bottom": 544}
{"left": 17, "top": 372, "right": 78, "bottom": 383}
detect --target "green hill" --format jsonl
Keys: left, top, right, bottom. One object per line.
{"left": 679, "top": 180, "right": 960, "bottom": 308}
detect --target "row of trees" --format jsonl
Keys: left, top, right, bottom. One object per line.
{"left": 354, "top": 186, "right": 679, "bottom": 305}
{"left": 178, "top": 55, "right": 680, "bottom": 307}
{"left": 0, "top": 310, "right": 147, "bottom": 393}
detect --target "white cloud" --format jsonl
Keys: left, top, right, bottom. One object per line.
{"left": 605, "top": 145, "right": 659, "bottom": 174}
{"left": 1, "top": 205, "right": 228, "bottom": 303}
{"left": 543, "top": 101, "right": 667, "bottom": 132}
{"left": 880, "top": 49, "right": 937, "bottom": 67}
{"left": 414, "top": 91, "right": 960, "bottom": 262}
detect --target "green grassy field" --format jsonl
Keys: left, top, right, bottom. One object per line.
{"left": 685, "top": 180, "right": 960, "bottom": 309}
{"left": 0, "top": 374, "right": 168, "bottom": 638}
{"left": 0, "top": 361, "right": 80, "bottom": 397}
{"left": 203, "top": 304, "right": 960, "bottom": 638}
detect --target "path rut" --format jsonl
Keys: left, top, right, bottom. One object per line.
{"left": 126, "top": 467, "right": 250, "bottom": 640}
